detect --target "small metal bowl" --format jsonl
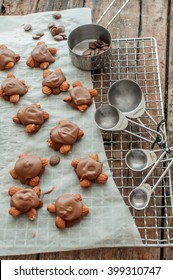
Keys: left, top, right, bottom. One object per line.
{"left": 67, "top": 24, "right": 112, "bottom": 71}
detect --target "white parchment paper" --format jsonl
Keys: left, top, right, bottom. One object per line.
{"left": 0, "top": 8, "right": 142, "bottom": 256}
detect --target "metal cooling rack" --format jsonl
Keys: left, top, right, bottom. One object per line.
{"left": 92, "top": 37, "right": 173, "bottom": 246}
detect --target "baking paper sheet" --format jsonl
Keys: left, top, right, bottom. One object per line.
{"left": 0, "top": 8, "right": 142, "bottom": 256}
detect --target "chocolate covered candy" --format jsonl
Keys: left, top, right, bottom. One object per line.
{"left": 0, "top": 73, "right": 28, "bottom": 103}
{"left": 13, "top": 104, "right": 49, "bottom": 133}
{"left": 71, "top": 153, "right": 108, "bottom": 188}
{"left": 10, "top": 153, "right": 48, "bottom": 186}
{"left": 48, "top": 120, "right": 84, "bottom": 154}
{"left": 42, "top": 68, "right": 70, "bottom": 95}
{"left": 26, "top": 41, "right": 57, "bottom": 69}
{"left": 63, "top": 80, "right": 98, "bottom": 112}
{"left": 0, "top": 44, "right": 20, "bottom": 70}
{"left": 8, "top": 186, "right": 42, "bottom": 220}
{"left": 47, "top": 194, "right": 89, "bottom": 229}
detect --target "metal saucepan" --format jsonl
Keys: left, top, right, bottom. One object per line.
{"left": 107, "top": 79, "right": 166, "bottom": 144}
{"left": 67, "top": 0, "right": 130, "bottom": 70}
{"left": 128, "top": 151, "right": 173, "bottom": 210}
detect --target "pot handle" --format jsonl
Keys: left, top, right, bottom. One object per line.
{"left": 96, "top": 0, "right": 130, "bottom": 28}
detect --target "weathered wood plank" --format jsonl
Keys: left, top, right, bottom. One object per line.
{"left": 140, "top": 0, "right": 168, "bottom": 97}
{"left": 1, "top": 0, "right": 40, "bottom": 14}
{"left": 163, "top": 0, "right": 173, "bottom": 261}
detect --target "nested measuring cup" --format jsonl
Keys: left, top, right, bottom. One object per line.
{"left": 128, "top": 149, "right": 173, "bottom": 210}
{"left": 125, "top": 149, "right": 158, "bottom": 172}
{"left": 94, "top": 104, "right": 162, "bottom": 144}
{"left": 67, "top": 0, "right": 130, "bottom": 70}
{"left": 107, "top": 79, "right": 166, "bottom": 144}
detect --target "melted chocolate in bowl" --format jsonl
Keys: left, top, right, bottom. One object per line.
{"left": 68, "top": 24, "right": 111, "bottom": 70}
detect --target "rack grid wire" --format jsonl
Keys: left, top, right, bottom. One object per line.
{"left": 92, "top": 37, "right": 173, "bottom": 246}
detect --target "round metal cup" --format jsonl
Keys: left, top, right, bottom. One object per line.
{"left": 94, "top": 104, "right": 128, "bottom": 131}
{"left": 67, "top": 24, "right": 112, "bottom": 71}
{"left": 128, "top": 183, "right": 152, "bottom": 210}
{"left": 125, "top": 149, "right": 157, "bottom": 171}
{"left": 108, "top": 79, "right": 146, "bottom": 118}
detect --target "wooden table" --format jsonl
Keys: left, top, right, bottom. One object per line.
{"left": 0, "top": 0, "right": 173, "bottom": 260}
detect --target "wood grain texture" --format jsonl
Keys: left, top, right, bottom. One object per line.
{"left": 0, "top": 0, "right": 172, "bottom": 260}
{"left": 163, "top": 0, "right": 173, "bottom": 261}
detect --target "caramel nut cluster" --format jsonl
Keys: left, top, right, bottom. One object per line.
{"left": 10, "top": 153, "right": 48, "bottom": 186}
{"left": 42, "top": 68, "right": 70, "bottom": 95}
{"left": 47, "top": 193, "right": 89, "bottom": 229}
{"left": 26, "top": 41, "right": 57, "bottom": 69}
{"left": 48, "top": 120, "right": 84, "bottom": 154}
{"left": 63, "top": 80, "right": 98, "bottom": 112}
{"left": 8, "top": 186, "right": 42, "bottom": 221}
{"left": 13, "top": 104, "right": 49, "bottom": 133}
{"left": 71, "top": 153, "right": 108, "bottom": 188}
{"left": 0, "top": 44, "right": 20, "bottom": 70}
{"left": 0, "top": 73, "right": 28, "bottom": 103}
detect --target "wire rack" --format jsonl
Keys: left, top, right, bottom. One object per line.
{"left": 92, "top": 37, "right": 173, "bottom": 246}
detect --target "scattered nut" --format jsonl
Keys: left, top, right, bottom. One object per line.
{"left": 54, "top": 35, "right": 63, "bottom": 41}
{"left": 24, "top": 24, "right": 32, "bottom": 31}
{"left": 48, "top": 22, "right": 55, "bottom": 29}
{"left": 32, "top": 35, "right": 41, "bottom": 40}
{"left": 53, "top": 12, "right": 61, "bottom": 19}
{"left": 48, "top": 22, "right": 67, "bottom": 41}
{"left": 36, "top": 32, "right": 44, "bottom": 37}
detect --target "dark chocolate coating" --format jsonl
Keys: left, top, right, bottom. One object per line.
{"left": 50, "top": 121, "right": 79, "bottom": 145}
{"left": 76, "top": 157, "right": 102, "bottom": 180}
{"left": 11, "top": 189, "right": 40, "bottom": 212}
{"left": 42, "top": 71, "right": 65, "bottom": 88}
{"left": 2, "top": 78, "right": 27, "bottom": 96}
{"left": 0, "top": 48, "right": 18, "bottom": 70}
{"left": 17, "top": 105, "right": 45, "bottom": 125}
{"left": 14, "top": 155, "right": 43, "bottom": 184}
{"left": 31, "top": 44, "right": 55, "bottom": 64}
{"left": 55, "top": 194, "right": 83, "bottom": 221}
{"left": 70, "top": 86, "right": 91, "bottom": 105}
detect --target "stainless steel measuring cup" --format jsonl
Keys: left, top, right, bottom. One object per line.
{"left": 67, "top": 0, "right": 130, "bottom": 70}
{"left": 125, "top": 149, "right": 157, "bottom": 171}
{"left": 68, "top": 24, "right": 111, "bottom": 71}
{"left": 94, "top": 104, "right": 163, "bottom": 144}
{"left": 128, "top": 151, "right": 173, "bottom": 210}
{"left": 107, "top": 79, "right": 166, "bottom": 144}
{"left": 94, "top": 104, "right": 128, "bottom": 131}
